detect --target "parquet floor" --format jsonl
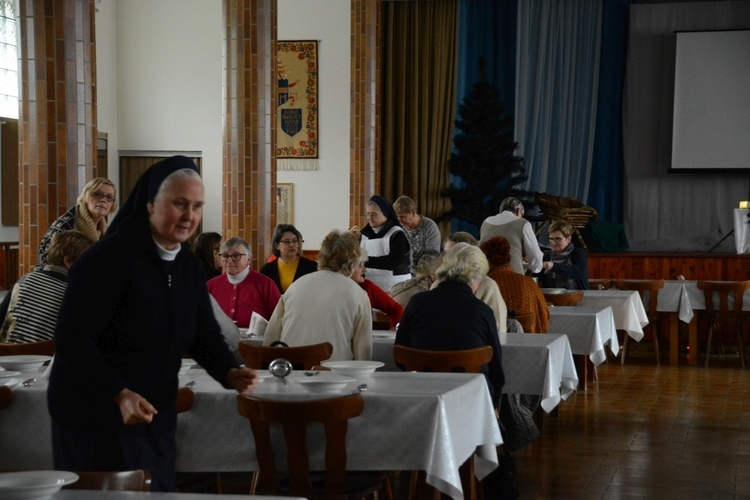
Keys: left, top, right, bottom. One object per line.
{"left": 183, "top": 350, "right": 750, "bottom": 499}
{"left": 514, "top": 351, "right": 750, "bottom": 499}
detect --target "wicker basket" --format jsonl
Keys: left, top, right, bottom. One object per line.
{"left": 534, "top": 193, "right": 598, "bottom": 248}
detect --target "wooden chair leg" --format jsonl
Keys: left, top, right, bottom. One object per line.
{"left": 705, "top": 324, "right": 714, "bottom": 368}
{"left": 459, "top": 457, "right": 479, "bottom": 500}
{"left": 736, "top": 325, "right": 745, "bottom": 370}
{"left": 620, "top": 333, "right": 629, "bottom": 365}
{"left": 653, "top": 326, "right": 661, "bottom": 366}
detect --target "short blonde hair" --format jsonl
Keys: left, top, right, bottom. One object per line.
{"left": 436, "top": 242, "right": 489, "bottom": 286}
{"left": 317, "top": 230, "right": 363, "bottom": 276}
{"left": 77, "top": 177, "right": 117, "bottom": 214}
{"left": 548, "top": 220, "right": 574, "bottom": 238}
{"left": 47, "top": 231, "right": 95, "bottom": 267}
{"left": 392, "top": 195, "right": 417, "bottom": 214}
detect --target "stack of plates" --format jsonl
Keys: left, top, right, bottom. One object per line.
{"left": 0, "top": 470, "right": 79, "bottom": 499}
{"left": 293, "top": 372, "right": 355, "bottom": 393}
{"left": 0, "top": 355, "right": 52, "bottom": 372}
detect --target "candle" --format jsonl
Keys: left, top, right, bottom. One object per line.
{"left": 740, "top": 201, "right": 749, "bottom": 209}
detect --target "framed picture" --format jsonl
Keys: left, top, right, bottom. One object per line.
{"left": 276, "top": 183, "right": 294, "bottom": 225}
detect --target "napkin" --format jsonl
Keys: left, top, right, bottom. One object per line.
{"left": 248, "top": 312, "right": 268, "bottom": 337}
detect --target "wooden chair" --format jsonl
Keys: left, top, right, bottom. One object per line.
{"left": 614, "top": 279, "right": 668, "bottom": 365}
{"left": 176, "top": 386, "right": 195, "bottom": 414}
{"left": 65, "top": 470, "right": 152, "bottom": 491}
{"left": 393, "top": 345, "right": 493, "bottom": 374}
{"left": 696, "top": 280, "right": 750, "bottom": 369}
{"left": 0, "top": 339, "right": 54, "bottom": 356}
{"left": 543, "top": 290, "right": 584, "bottom": 307}
{"left": 589, "top": 279, "right": 614, "bottom": 290}
{"left": 0, "top": 385, "right": 11, "bottom": 410}
{"left": 238, "top": 341, "right": 333, "bottom": 371}
{"left": 513, "top": 312, "right": 537, "bottom": 333}
{"left": 392, "top": 345, "right": 493, "bottom": 500}
{"left": 236, "top": 393, "right": 390, "bottom": 499}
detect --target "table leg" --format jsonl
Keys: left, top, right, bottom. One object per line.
{"left": 688, "top": 317, "right": 698, "bottom": 366}
{"left": 669, "top": 313, "right": 679, "bottom": 365}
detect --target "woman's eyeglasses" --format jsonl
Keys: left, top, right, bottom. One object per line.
{"left": 91, "top": 191, "right": 115, "bottom": 203}
{"left": 549, "top": 237, "right": 567, "bottom": 243}
{"left": 219, "top": 253, "right": 246, "bottom": 262}
{"left": 279, "top": 239, "right": 302, "bottom": 245}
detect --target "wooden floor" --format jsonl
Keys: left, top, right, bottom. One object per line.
{"left": 514, "top": 351, "right": 750, "bottom": 499}
{"left": 182, "top": 350, "right": 750, "bottom": 499}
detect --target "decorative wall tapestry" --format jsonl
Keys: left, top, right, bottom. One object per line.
{"left": 277, "top": 40, "right": 318, "bottom": 171}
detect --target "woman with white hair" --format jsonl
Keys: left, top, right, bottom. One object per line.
{"left": 263, "top": 230, "right": 372, "bottom": 360}
{"left": 395, "top": 242, "right": 504, "bottom": 408}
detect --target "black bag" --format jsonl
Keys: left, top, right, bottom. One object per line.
{"left": 481, "top": 443, "right": 519, "bottom": 499}
{"left": 499, "top": 393, "right": 540, "bottom": 452}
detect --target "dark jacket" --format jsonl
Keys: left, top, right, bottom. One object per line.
{"left": 395, "top": 280, "right": 505, "bottom": 407}
{"left": 259, "top": 256, "right": 318, "bottom": 293}
{"left": 540, "top": 246, "right": 590, "bottom": 290}
{"left": 48, "top": 215, "right": 239, "bottom": 431}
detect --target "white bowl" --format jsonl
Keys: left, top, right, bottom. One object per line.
{"left": 540, "top": 288, "right": 566, "bottom": 295}
{"left": 294, "top": 373, "right": 355, "bottom": 393}
{"left": 321, "top": 360, "right": 384, "bottom": 378}
{"left": 0, "top": 356, "right": 52, "bottom": 372}
{"left": 0, "top": 470, "right": 79, "bottom": 500}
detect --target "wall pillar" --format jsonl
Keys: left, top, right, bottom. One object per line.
{"left": 17, "top": 0, "right": 97, "bottom": 274}
{"left": 350, "top": 0, "right": 381, "bottom": 227}
{"left": 222, "top": 0, "right": 276, "bottom": 270}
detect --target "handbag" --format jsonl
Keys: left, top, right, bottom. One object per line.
{"left": 499, "top": 393, "right": 540, "bottom": 451}
{"left": 481, "top": 443, "right": 519, "bottom": 500}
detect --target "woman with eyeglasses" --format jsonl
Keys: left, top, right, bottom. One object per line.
{"left": 35, "top": 177, "right": 116, "bottom": 270}
{"left": 259, "top": 224, "right": 318, "bottom": 293}
{"left": 48, "top": 157, "right": 258, "bottom": 491}
{"left": 350, "top": 195, "right": 411, "bottom": 292}
{"left": 539, "top": 220, "right": 590, "bottom": 290}
{"left": 207, "top": 237, "right": 281, "bottom": 328}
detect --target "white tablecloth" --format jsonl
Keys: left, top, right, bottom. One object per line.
{"left": 548, "top": 306, "right": 619, "bottom": 365}
{"left": 497, "top": 333, "right": 578, "bottom": 413}
{"left": 0, "top": 368, "right": 501, "bottom": 500}
{"left": 580, "top": 290, "right": 648, "bottom": 341}
{"left": 734, "top": 208, "right": 750, "bottom": 254}
{"left": 657, "top": 280, "right": 750, "bottom": 323}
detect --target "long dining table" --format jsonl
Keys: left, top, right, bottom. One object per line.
{"left": 579, "top": 289, "right": 649, "bottom": 341}
{"left": 0, "top": 365, "right": 502, "bottom": 500}
{"left": 548, "top": 306, "right": 619, "bottom": 389}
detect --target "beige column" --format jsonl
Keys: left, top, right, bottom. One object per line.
{"left": 16, "top": 0, "right": 97, "bottom": 274}
{"left": 222, "top": 0, "right": 277, "bottom": 271}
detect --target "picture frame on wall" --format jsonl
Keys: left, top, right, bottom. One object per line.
{"left": 276, "top": 183, "right": 294, "bottom": 225}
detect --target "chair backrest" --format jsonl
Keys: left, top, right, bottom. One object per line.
{"left": 614, "top": 279, "right": 665, "bottom": 318}
{"left": 67, "top": 470, "right": 152, "bottom": 491}
{"left": 176, "top": 386, "right": 195, "bottom": 413}
{"left": 696, "top": 280, "right": 750, "bottom": 319}
{"left": 543, "top": 290, "right": 584, "bottom": 307}
{"left": 513, "top": 312, "right": 537, "bottom": 333}
{"left": 0, "top": 339, "right": 54, "bottom": 356}
{"left": 589, "top": 279, "right": 614, "bottom": 290}
{"left": 238, "top": 341, "right": 333, "bottom": 370}
{"left": 392, "top": 345, "right": 493, "bottom": 373}
{"left": 236, "top": 393, "right": 364, "bottom": 497}
{"left": 0, "top": 386, "right": 11, "bottom": 410}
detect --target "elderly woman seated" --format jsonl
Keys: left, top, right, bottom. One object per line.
{"left": 263, "top": 230, "right": 372, "bottom": 360}
{"left": 540, "top": 220, "right": 590, "bottom": 290}
{"left": 207, "top": 237, "right": 281, "bottom": 328}
{"left": 395, "top": 242, "right": 504, "bottom": 408}
{"left": 389, "top": 249, "right": 442, "bottom": 309}
{"left": 350, "top": 256, "right": 403, "bottom": 329}
{"left": 0, "top": 231, "right": 94, "bottom": 343}
{"left": 481, "top": 236, "right": 549, "bottom": 333}
{"left": 432, "top": 232, "right": 508, "bottom": 333}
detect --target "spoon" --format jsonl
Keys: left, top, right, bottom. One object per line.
{"left": 304, "top": 371, "right": 320, "bottom": 376}
{"left": 268, "top": 358, "right": 293, "bottom": 385}
{"left": 13, "top": 378, "right": 36, "bottom": 389}
{"left": 184, "top": 381, "right": 196, "bottom": 389}
{"left": 354, "top": 383, "right": 367, "bottom": 393}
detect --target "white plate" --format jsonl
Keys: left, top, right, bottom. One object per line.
{"left": 321, "top": 360, "right": 384, "bottom": 378}
{"left": 293, "top": 373, "right": 355, "bottom": 393}
{"left": 540, "top": 288, "right": 567, "bottom": 295}
{"left": 0, "top": 470, "right": 79, "bottom": 499}
{"left": 179, "top": 359, "right": 196, "bottom": 375}
{"left": 0, "top": 356, "right": 52, "bottom": 372}
{"left": 0, "top": 370, "right": 22, "bottom": 379}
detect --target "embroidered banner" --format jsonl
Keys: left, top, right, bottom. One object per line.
{"left": 276, "top": 41, "right": 319, "bottom": 171}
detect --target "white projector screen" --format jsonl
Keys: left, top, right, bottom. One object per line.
{"left": 671, "top": 30, "right": 750, "bottom": 172}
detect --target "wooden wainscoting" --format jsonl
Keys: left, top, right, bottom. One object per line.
{"left": 588, "top": 253, "right": 750, "bottom": 281}
{"left": 0, "top": 242, "right": 19, "bottom": 290}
